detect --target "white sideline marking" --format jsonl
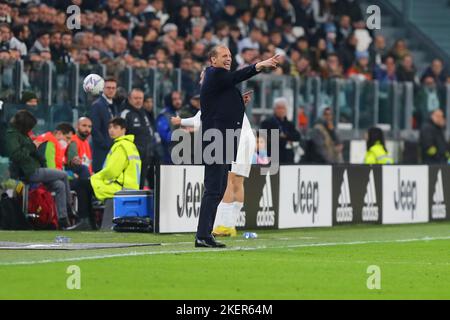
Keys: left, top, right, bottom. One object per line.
{"left": 1, "top": 236, "right": 450, "bottom": 266}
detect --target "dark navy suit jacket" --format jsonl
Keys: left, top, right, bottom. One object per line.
{"left": 89, "top": 95, "right": 117, "bottom": 172}
{"left": 200, "top": 64, "right": 259, "bottom": 131}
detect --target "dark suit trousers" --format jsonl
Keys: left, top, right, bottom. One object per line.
{"left": 197, "top": 164, "right": 229, "bottom": 239}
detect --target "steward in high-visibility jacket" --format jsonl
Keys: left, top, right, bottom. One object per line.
{"left": 91, "top": 134, "right": 141, "bottom": 202}
{"left": 364, "top": 141, "right": 394, "bottom": 165}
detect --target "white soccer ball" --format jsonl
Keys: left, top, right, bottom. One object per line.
{"left": 83, "top": 74, "right": 105, "bottom": 95}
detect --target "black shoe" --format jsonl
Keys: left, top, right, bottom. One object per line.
{"left": 58, "top": 218, "right": 70, "bottom": 230}
{"left": 65, "top": 219, "right": 93, "bottom": 231}
{"left": 195, "top": 237, "right": 226, "bottom": 248}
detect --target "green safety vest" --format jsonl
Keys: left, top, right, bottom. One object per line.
{"left": 91, "top": 135, "right": 141, "bottom": 201}
{"left": 365, "top": 142, "right": 394, "bottom": 165}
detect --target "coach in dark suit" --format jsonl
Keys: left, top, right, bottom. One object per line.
{"left": 196, "top": 45, "right": 280, "bottom": 248}
{"left": 89, "top": 78, "right": 118, "bottom": 173}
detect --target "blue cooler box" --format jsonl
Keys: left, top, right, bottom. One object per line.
{"left": 113, "top": 190, "right": 154, "bottom": 220}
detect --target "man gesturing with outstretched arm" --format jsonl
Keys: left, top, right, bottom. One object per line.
{"left": 195, "top": 45, "right": 279, "bottom": 248}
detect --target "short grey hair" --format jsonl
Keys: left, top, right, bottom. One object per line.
{"left": 274, "top": 97, "right": 288, "bottom": 108}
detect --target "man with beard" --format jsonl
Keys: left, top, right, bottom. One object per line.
{"left": 65, "top": 117, "right": 96, "bottom": 230}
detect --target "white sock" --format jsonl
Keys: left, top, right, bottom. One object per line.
{"left": 214, "top": 202, "right": 233, "bottom": 228}
{"left": 230, "top": 202, "right": 243, "bottom": 228}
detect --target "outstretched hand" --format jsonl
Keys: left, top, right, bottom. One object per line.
{"left": 256, "top": 55, "right": 281, "bottom": 72}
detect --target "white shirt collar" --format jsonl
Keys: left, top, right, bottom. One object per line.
{"left": 102, "top": 93, "right": 113, "bottom": 105}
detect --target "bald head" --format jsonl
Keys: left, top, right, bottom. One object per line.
{"left": 431, "top": 108, "right": 446, "bottom": 128}
{"left": 77, "top": 117, "right": 92, "bottom": 139}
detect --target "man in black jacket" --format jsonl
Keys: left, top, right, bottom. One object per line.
{"left": 120, "top": 88, "right": 155, "bottom": 188}
{"left": 260, "top": 98, "right": 302, "bottom": 164}
{"left": 196, "top": 44, "right": 279, "bottom": 248}
{"left": 420, "top": 108, "right": 450, "bottom": 164}
{"left": 89, "top": 78, "right": 118, "bottom": 173}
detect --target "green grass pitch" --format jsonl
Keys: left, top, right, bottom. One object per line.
{"left": 1, "top": 222, "right": 450, "bottom": 300}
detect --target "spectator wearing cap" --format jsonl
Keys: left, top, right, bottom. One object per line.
{"left": 347, "top": 50, "right": 372, "bottom": 81}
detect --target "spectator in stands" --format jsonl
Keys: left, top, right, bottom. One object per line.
{"left": 347, "top": 50, "right": 373, "bottom": 81}
{"left": 5, "top": 110, "right": 74, "bottom": 229}
{"left": 374, "top": 55, "right": 397, "bottom": 84}
{"left": 156, "top": 91, "right": 183, "bottom": 164}
{"left": 312, "top": 0, "right": 335, "bottom": 25}
{"left": 389, "top": 39, "right": 410, "bottom": 62}
{"left": 336, "top": 15, "right": 352, "bottom": 47}
{"left": 90, "top": 78, "right": 119, "bottom": 173}
{"left": 293, "top": 0, "right": 316, "bottom": 37}
{"left": 29, "top": 30, "right": 51, "bottom": 62}
{"left": 369, "top": 35, "right": 388, "bottom": 68}
{"left": 420, "top": 108, "right": 450, "bottom": 164}
{"left": 321, "top": 53, "right": 344, "bottom": 79}
{"left": 11, "top": 25, "right": 31, "bottom": 57}
{"left": 238, "top": 26, "right": 262, "bottom": 54}
{"left": 397, "top": 54, "right": 418, "bottom": 85}
{"left": 66, "top": 117, "right": 96, "bottom": 230}
{"left": 251, "top": 5, "right": 269, "bottom": 33}
{"left": 364, "top": 127, "right": 394, "bottom": 164}
{"left": 0, "top": 0, "right": 11, "bottom": 25}
{"left": 422, "top": 58, "right": 448, "bottom": 87}
{"left": 415, "top": 76, "right": 442, "bottom": 127}
{"left": 51, "top": 31, "right": 73, "bottom": 73}
{"left": 260, "top": 97, "right": 302, "bottom": 164}
{"left": 237, "top": 9, "right": 252, "bottom": 38}
{"left": 120, "top": 88, "right": 155, "bottom": 188}
{"left": 308, "top": 107, "right": 343, "bottom": 164}
{"left": 339, "top": 33, "right": 357, "bottom": 73}
{"left": 91, "top": 117, "right": 141, "bottom": 202}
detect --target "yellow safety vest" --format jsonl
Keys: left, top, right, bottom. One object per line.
{"left": 91, "top": 135, "right": 141, "bottom": 201}
{"left": 365, "top": 142, "right": 394, "bottom": 165}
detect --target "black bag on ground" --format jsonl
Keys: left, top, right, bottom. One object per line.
{"left": 112, "top": 217, "right": 153, "bottom": 233}
{"left": 0, "top": 193, "right": 30, "bottom": 230}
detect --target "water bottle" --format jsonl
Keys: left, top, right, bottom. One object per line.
{"left": 243, "top": 232, "right": 258, "bottom": 239}
{"left": 55, "top": 236, "right": 71, "bottom": 244}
